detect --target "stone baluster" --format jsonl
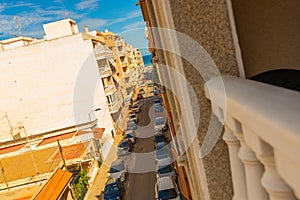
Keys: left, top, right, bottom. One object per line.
{"left": 231, "top": 122, "right": 268, "bottom": 200}
{"left": 257, "top": 148, "right": 297, "bottom": 200}
{"left": 237, "top": 143, "right": 268, "bottom": 200}
{"left": 223, "top": 126, "right": 248, "bottom": 200}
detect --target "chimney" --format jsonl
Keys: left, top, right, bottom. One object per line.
{"left": 85, "top": 26, "right": 89, "bottom": 33}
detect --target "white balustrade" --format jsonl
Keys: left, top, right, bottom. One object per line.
{"left": 205, "top": 76, "right": 300, "bottom": 200}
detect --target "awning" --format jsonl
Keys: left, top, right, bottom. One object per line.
{"left": 33, "top": 169, "right": 73, "bottom": 200}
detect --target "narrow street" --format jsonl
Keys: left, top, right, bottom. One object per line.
{"left": 123, "top": 96, "right": 157, "bottom": 200}
{"left": 122, "top": 94, "right": 172, "bottom": 200}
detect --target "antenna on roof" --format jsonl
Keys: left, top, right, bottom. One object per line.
{"left": 65, "top": 12, "right": 69, "bottom": 19}
{"left": 14, "top": 16, "right": 23, "bottom": 36}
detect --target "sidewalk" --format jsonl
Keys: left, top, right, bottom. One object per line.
{"left": 84, "top": 135, "right": 123, "bottom": 200}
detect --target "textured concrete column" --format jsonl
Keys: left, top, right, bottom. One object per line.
{"left": 258, "top": 155, "right": 297, "bottom": 200}
{"left": 223, "top": 127, "right": 247, "bottom": 200}
{"left": 236, "top": 134, "right": 268, "bottom": 200}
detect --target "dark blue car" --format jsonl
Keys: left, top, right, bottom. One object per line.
{"left": 104, "top": 178, "right": 124, "bottom": 200}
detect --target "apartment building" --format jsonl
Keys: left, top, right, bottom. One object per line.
{"left": 95, "top": 30, "right": 145, "bottom": 130}
{"left": 138, "top": 0, "right": 300, "bottom": 200}
{"left": 0, "top": 19, "right": 118, "bottom": 198}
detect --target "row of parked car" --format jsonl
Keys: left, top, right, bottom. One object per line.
{"left": 103, "top": 98, "right": 142, "bottom": 200}
{"left": 152, "top": 100, "right": 182, "bottom": 200}
{"left": 103, "top": 132, "right": 136, "bottom": 200}
{"left": 153, "top": 130, "right": 182, "bottom": 200}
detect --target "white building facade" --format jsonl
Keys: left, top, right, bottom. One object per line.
{"left": 0, "top": 19, "right": 114, "bottom": 156}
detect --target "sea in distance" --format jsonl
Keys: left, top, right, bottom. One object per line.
{"left": 142, "top": 54, "right": 152, "bottom": 67}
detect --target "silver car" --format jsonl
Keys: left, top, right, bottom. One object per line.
{"left": 156, "top": 157, "right": 177, "bottom": 179}
{"left": 154, "top": 117, "right": 168, "bottom": 132}
{"left": 108, "top": 159, "right": 127, "bottom": 182}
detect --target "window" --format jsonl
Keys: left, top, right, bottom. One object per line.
{"left": 106, "top": 95, "right": 115, "bottom": 105}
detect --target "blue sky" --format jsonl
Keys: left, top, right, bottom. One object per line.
{"left": 0, "top": 0, "right": 150, "bottom": 54}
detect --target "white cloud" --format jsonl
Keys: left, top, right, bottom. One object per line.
{"left": 109, "top": 10, "right": 141, "bottom": 25}
{"left": 75, "top": 0, "right": 99, "bottom": 11}
{"left": 0, "top": 2, "right": 34, "bottom": 13}
{"left": 0, "top": 5, "right": 88, "bottom": 39}
{"left": 78, "top": 18, "right": 107, "bottom": 31}
{"left": 123, "top": 21, "right": 145, "bottom": 30}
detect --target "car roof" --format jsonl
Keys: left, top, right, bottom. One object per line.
{"left": 124, "top": 130, "right": 134, "bottom": 135}
{"left": 106, "top": 177, "right": 119, "bottom": 185}
{"left": 157, "top": 157, "right": 173, "bottom": 167}
{"left": 111, "top": 159, "right": 124, "bottom": 166}
{"left": 119, "top": 139, "right": 131, "bottom": 145}
{"left": 157, "top": 176, "right": 175, "bottom": 190}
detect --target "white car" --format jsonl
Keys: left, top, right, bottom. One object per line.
{"left": 108, "top": 159, "right": 127, "bottom": 182}
{"left": 156, "top": 157, "right": 177, "bottom": 179}
{"left": 128, "top": 113, "right": 138, "bottom": 123}
{"left": 155, "top": 176, "right": 181, "bottom": 200}
{"left": 155, "top": 117, "right": 168, "bottom": 132}
{"left": 132, "top": 102, "right": 141, "bottom": 113}
{"left": 124, "top": 129, "right": 136, "bottom": 144}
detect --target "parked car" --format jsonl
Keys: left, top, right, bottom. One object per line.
{"left": 154, "top": 99, "right": 161, "bottom": 105}
{"left": 155, "top": 145, "right": 173, "bottom": 163}
{"left": 109, "top": 160, "right": 127, "bottom": 182}
{"left": 127, "top": 120, "right": 137, "bottom": 130}
{"left": 155, "top": 117, "right": 168, "bottom": 132}
{"left": 139, "top": 88, "right": 145, "bottom": 94}
{"left": 124, "top": 130, "right": 136, "bottom": 144}
{"left": 128, "top": 113, "right": 138, "bottom": 123}
{"left": 154, "top": 86, "right": 159, "bottom": 95}
{"left": 155, "top": 141, "right": 168, "bottom": 150}
{"left": 137, "top": 93, "right": 143, "bottom": 100}
{"left": 118, "top": 139, "right": 133, "bottom": 156}
{"left": 104, "top": 178, "right": 124, "bottom": 200}
{"left": 132, "top": 102, "right": 141, "bottom": 113}
{"left": 156, "top": 157, "right": 177, "bottom": 179}
{"left": 155, "top": 176, "right": 181, "bottom": 200}
{"left": 153, "top": 135, "right": 169, "bottom": 144}
{"left": 155, "top": 103, "right": 164, "bottom": 112}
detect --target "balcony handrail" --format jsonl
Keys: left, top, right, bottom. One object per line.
{"left": 205, "top": 76, "right": 300, "bottom": 146}
{"left": 205, "top": 76, "right": 300, "bottom": 199}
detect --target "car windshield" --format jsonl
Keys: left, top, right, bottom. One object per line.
{"left": 125, "top": 134, "right": 133, "bottom": 139}
{"left": 104, "top": 184, "right": 119, "bottom": 194}
{"left": 158, "top": 188, "right": 178, "bottom": 199}
{"left": 154, "top": 136, "right": 166, "bottom": 143}
{"left": 129, "top": 115, "right": 136, "bottom": 119}
{"left": 158, "top": 165, "right": 173, "bottom": 174}
{"left": 119, "top": 141, "right": 129, "bottom": 148}
{"left": 155, "top": 118, "right": 164, "bottom": 125}
{"left": 110, "top": 163, "right": 125, "bottom": 173}
{"left": 127, "top": 121, "right": 135, "bottom": 126}
{"left": 157, "top": 142, "right": 165, "bottom": 150}
{"left": 156, "top": 149, "right": 171, "bottom": 159}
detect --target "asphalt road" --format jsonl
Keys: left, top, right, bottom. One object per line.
{"left": 123, "top": 96, "right": 157, "bottom": 200}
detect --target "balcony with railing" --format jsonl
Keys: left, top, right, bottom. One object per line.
{"left": 104, "top": 85, "right": 116, "bottom": 96}
{"left": 99, "top": 66, "right": 112, "bottom": 78}
{"left": 205, "top": 76, "right": 300, "bottom": 200}
{"left": 95, "top": 49, "right": 114, "bottom": 59}
{"left": 108, "top": 96, "right": 123, "bottom": 114}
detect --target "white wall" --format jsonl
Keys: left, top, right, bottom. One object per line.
{"left": 0, "top": 33, "right": 114, "bottom": 141}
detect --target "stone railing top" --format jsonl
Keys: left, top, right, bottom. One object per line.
{"left": 204, "top": 76, "right": 300, "bottom": 162}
